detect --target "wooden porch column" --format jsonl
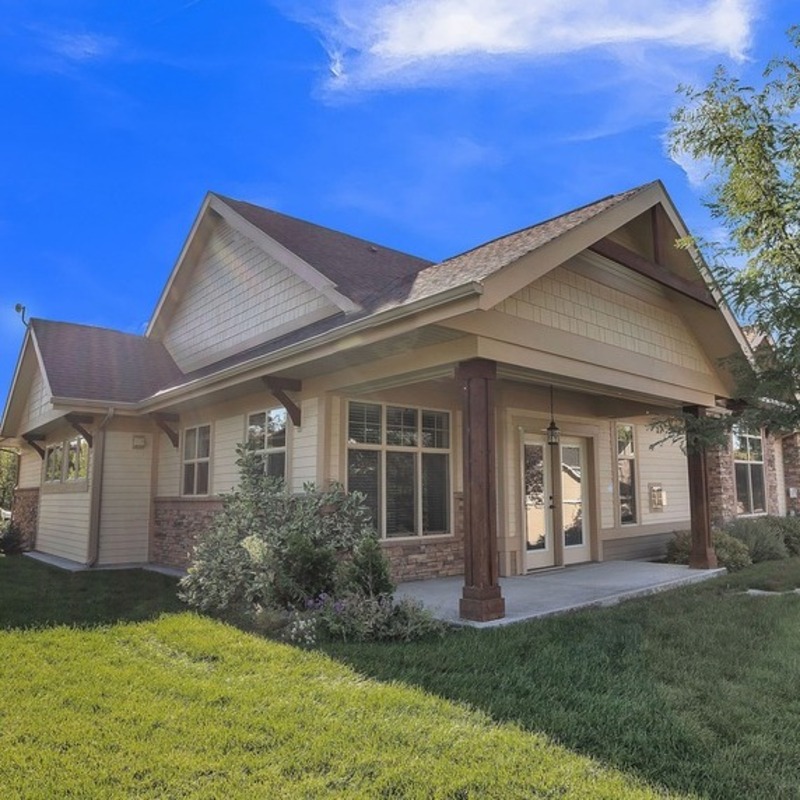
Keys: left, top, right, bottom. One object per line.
{"left": 684, "top": 406, "right": 718, "bottom": 569}
{"left": 457, "top": 358, "right": 506, "bottom": 621}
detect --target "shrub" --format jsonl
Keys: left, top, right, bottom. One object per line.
{"left": 0, "top": 522, "right": 25, "bottom": 556}
{"left": 722, "top": 517, "right": 788, "bottom": 563}
{"left": 180, "top": 443, "right": 439, "bottom": 642}
{"left": 666, "top": 529, "right": 752, "bottom": 572}
{"left": 765, "top": 515, "right": 800, "bottom": 556}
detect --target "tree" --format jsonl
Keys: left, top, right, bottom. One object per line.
{"left": 0, "top": 449, "right": 17, "bottom": 511}
{"left": 668, "top": 27, "right": 800, "bottom": 435}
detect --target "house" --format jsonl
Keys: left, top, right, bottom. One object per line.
{"left": 3, "top": 180, "right": 797, "bottom": 621}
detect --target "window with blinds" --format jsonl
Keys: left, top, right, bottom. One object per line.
{"left": 347, "top": 401, "right": 451, "bottom": 538}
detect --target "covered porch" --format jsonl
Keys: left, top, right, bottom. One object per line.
{"left": 398, "top": 560, "right": 726, "bottom": 627}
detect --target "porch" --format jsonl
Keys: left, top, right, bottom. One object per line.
{"left": 397, "top": 560, "right": 726, "bottom": 627}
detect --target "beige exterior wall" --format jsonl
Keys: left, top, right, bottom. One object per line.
{"left": 162, "top": 218, "right": 338, "bottom": 372}
{"left": 97, "top": 429, "right": 152, "bottom": 565}
{"left": 156, "top": 430, "right": 180, "bottom": 496}
{"left": 17, "top": 448, "right": 42, "bottom": 489}
{"left": 291, "top": 397, "right": 319, "bottom": 492}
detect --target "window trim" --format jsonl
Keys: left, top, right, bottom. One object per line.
{"left": 616, "top": 422, "right": 638, "bottom": 526}
{"left": 733, "top": 424, "right": 767, "bottom": 517}
{"left": 246, "top": 407, "right": 289, "bottom": 481}
{"left": 182, "top": 423, "right": 212, "bottom": 497}
{"left": 345, "top": 400, "right": 453, "bottom": 540}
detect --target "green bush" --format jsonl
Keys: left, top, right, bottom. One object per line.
{"left": 0, "top": 522, "right": 25, "bottom": 556}
{"left": 765, "top": 515, "right": 800, "bottom": 556}
{"left": 180, "top": 443, "right": 439, "bottom": 642}
{"left": 666, "top": 529, "right": 752, "bottom": 572}
{"left": 722, "top": 517, "right": 789, "bottom": 563}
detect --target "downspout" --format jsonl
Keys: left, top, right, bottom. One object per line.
{"left": 86, "top": 408, "right": 114, "bottom": 567}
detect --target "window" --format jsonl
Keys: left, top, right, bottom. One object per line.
{"left": 616, "top": 423, "right": 637, "bottom": 525}
{"left": 183, "top": 425, "right": 211, "bottom": 496}
{"left": 247, "top": 408, "right": 287, "bottom": 479}
{"left": 44, "top": 436, "right": 89, "bottom": 484}
{"left": 733, "top": 425, "right": 766, "bottom": 515}
{"left": 346, "top": 401, "right": 450, "bottom": 538}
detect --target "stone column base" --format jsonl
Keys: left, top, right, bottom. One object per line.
{"left": 460, "top": 584, "right": 506, "bottom": 621}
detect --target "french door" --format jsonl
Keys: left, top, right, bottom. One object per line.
{"left": 523, "top": 435, "right": 591, "bottom": 570}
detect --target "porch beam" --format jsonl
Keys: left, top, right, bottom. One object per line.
{"left": 457, "top": 358, "right": 505, "bottom": 621}
{"left": 684, "top": 405, "right": 718, "bottom": 569}
{"left": 263, "top": 377, "right": 302, "bottom": 427}
{"left": 66, "top": 413, "right": 94, "bottom": 448}
{"left": 589, "top": 237, "right": 717, "bottom": 309}
{"left": 151, "top": 413, "right": 179, "bottom": 449}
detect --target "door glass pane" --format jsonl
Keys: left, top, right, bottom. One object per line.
{"left": 562, "top": 444, "right": 583, "bottom": 547}
{"left": 386, "top": 451, "right": 416, "bottom": 537}
{"left": 524, "top": 443, "right": 546, "bottom": 550}
{"left": 422, "top": 453, "right": 449, "bottom": 534}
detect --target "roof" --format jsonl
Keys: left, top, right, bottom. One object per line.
{"left": 214, "top": 195, "right": 433, "bottom": 309}
{"left": 31, "top": 319, "right": 183, "bottom": 403}
{"left": 12, "top": 180, "right": 672, "bottom": 410}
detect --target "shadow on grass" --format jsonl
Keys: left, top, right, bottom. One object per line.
{"left": 0, "top": 555, "right": 184, "bottom": 630}
{"left": 321, "top": 575, "right": 800, "bottom": 800}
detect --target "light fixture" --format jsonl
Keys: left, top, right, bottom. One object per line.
{"left": 547, "top": 385, "right": 560, "bottom": 446}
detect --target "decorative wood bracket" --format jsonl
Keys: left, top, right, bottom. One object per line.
{"left": 151, "top": 413, "right": 180, "bottom": 448}
{"left": 66, "top": 413, "right": 95, "bottom": 448}
{"left": 262, "top": 377, "right": 302, "bottom": 427}
{"left": 589, "top": 237, "right": 717, "bottom": 309}
{"left": 23, "top": 434, "right": 45, "bottom": 460}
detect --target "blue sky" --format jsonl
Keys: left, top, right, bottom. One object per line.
{"left": 0, "top": 0, "right": 795, "bottom": 396}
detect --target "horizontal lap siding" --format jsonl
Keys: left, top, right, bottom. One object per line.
{"left": 637, "top": 427, "right": 689, "bottom": 525}
{"left": 162, "top": 220, "right": 336, "bottom": 371}
{"left": 157, "top": 431, "right": 180, "bottom": 497}
{"left": 98, "top": 431, "right": 153, "bottom": 565}
{"left": 18, "top": 450, "right": 41, "bottom": 489}
{"left": 213, "top": 416, "right": 243, "bottom": 495}
{"left": 38, "top": 491, "right": 90, "bottom": 563}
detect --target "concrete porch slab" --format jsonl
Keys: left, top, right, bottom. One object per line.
{"left": 396, "top": 560, "right": 727, "bottom": 628}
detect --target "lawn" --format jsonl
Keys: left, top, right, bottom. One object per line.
{"left": 0, "top": 556, "right": 676, "bottom": 799}
{"left": 3, "top": 556, "right": 800, "bottom": 798}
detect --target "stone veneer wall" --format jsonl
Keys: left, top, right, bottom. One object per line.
{"left": 381, "top": 493, "right": 464, "bottom": 582}
{"left": 152, "top": 498, "right": 223, "bottom": 569}
{"left": 764, "top": 432, "right": 781, "bottom": 515}
{"left": 783, "top": 433, "right": 800, "bottom": 516}
{"left": 706, "top": 442, "right": 737, "bottom": 527}
{"left": 11, "top": 487, "right": 39, "bottom": 549}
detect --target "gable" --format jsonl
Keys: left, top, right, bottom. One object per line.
{"left": 1, "top": 334, "right": 59, "bottom": 437}
{"left": 160, "top": 215, "right": 342, "bottom": 372}
{"left": 495, "top": 255, "right": 718, "bottom": 378}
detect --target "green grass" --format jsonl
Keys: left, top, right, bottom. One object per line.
{"left": 324, "top": 562, "right": 800, "bottom": 800}
{"left": 4, "top": 555, "right": 800, "bottom": 798}
{"left": 0, "top": 557, "right": 677, "bottom": 799}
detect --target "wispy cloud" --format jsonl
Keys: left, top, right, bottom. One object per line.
{"left": 279, "top": 0, "right": 756, "bottom": 93}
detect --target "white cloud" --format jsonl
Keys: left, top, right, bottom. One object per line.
{"left": 43, "top": 30, "right": 119, "bottom": 63}
{"left": 281, "top": 0, "right": 756, "bottom": 92}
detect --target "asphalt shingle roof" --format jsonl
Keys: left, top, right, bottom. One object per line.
{"left": 27, "top": 182, "right": 654, "bottom": 404}
{"left": 31, "top": 319, "right": 184, "bottom": 403}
